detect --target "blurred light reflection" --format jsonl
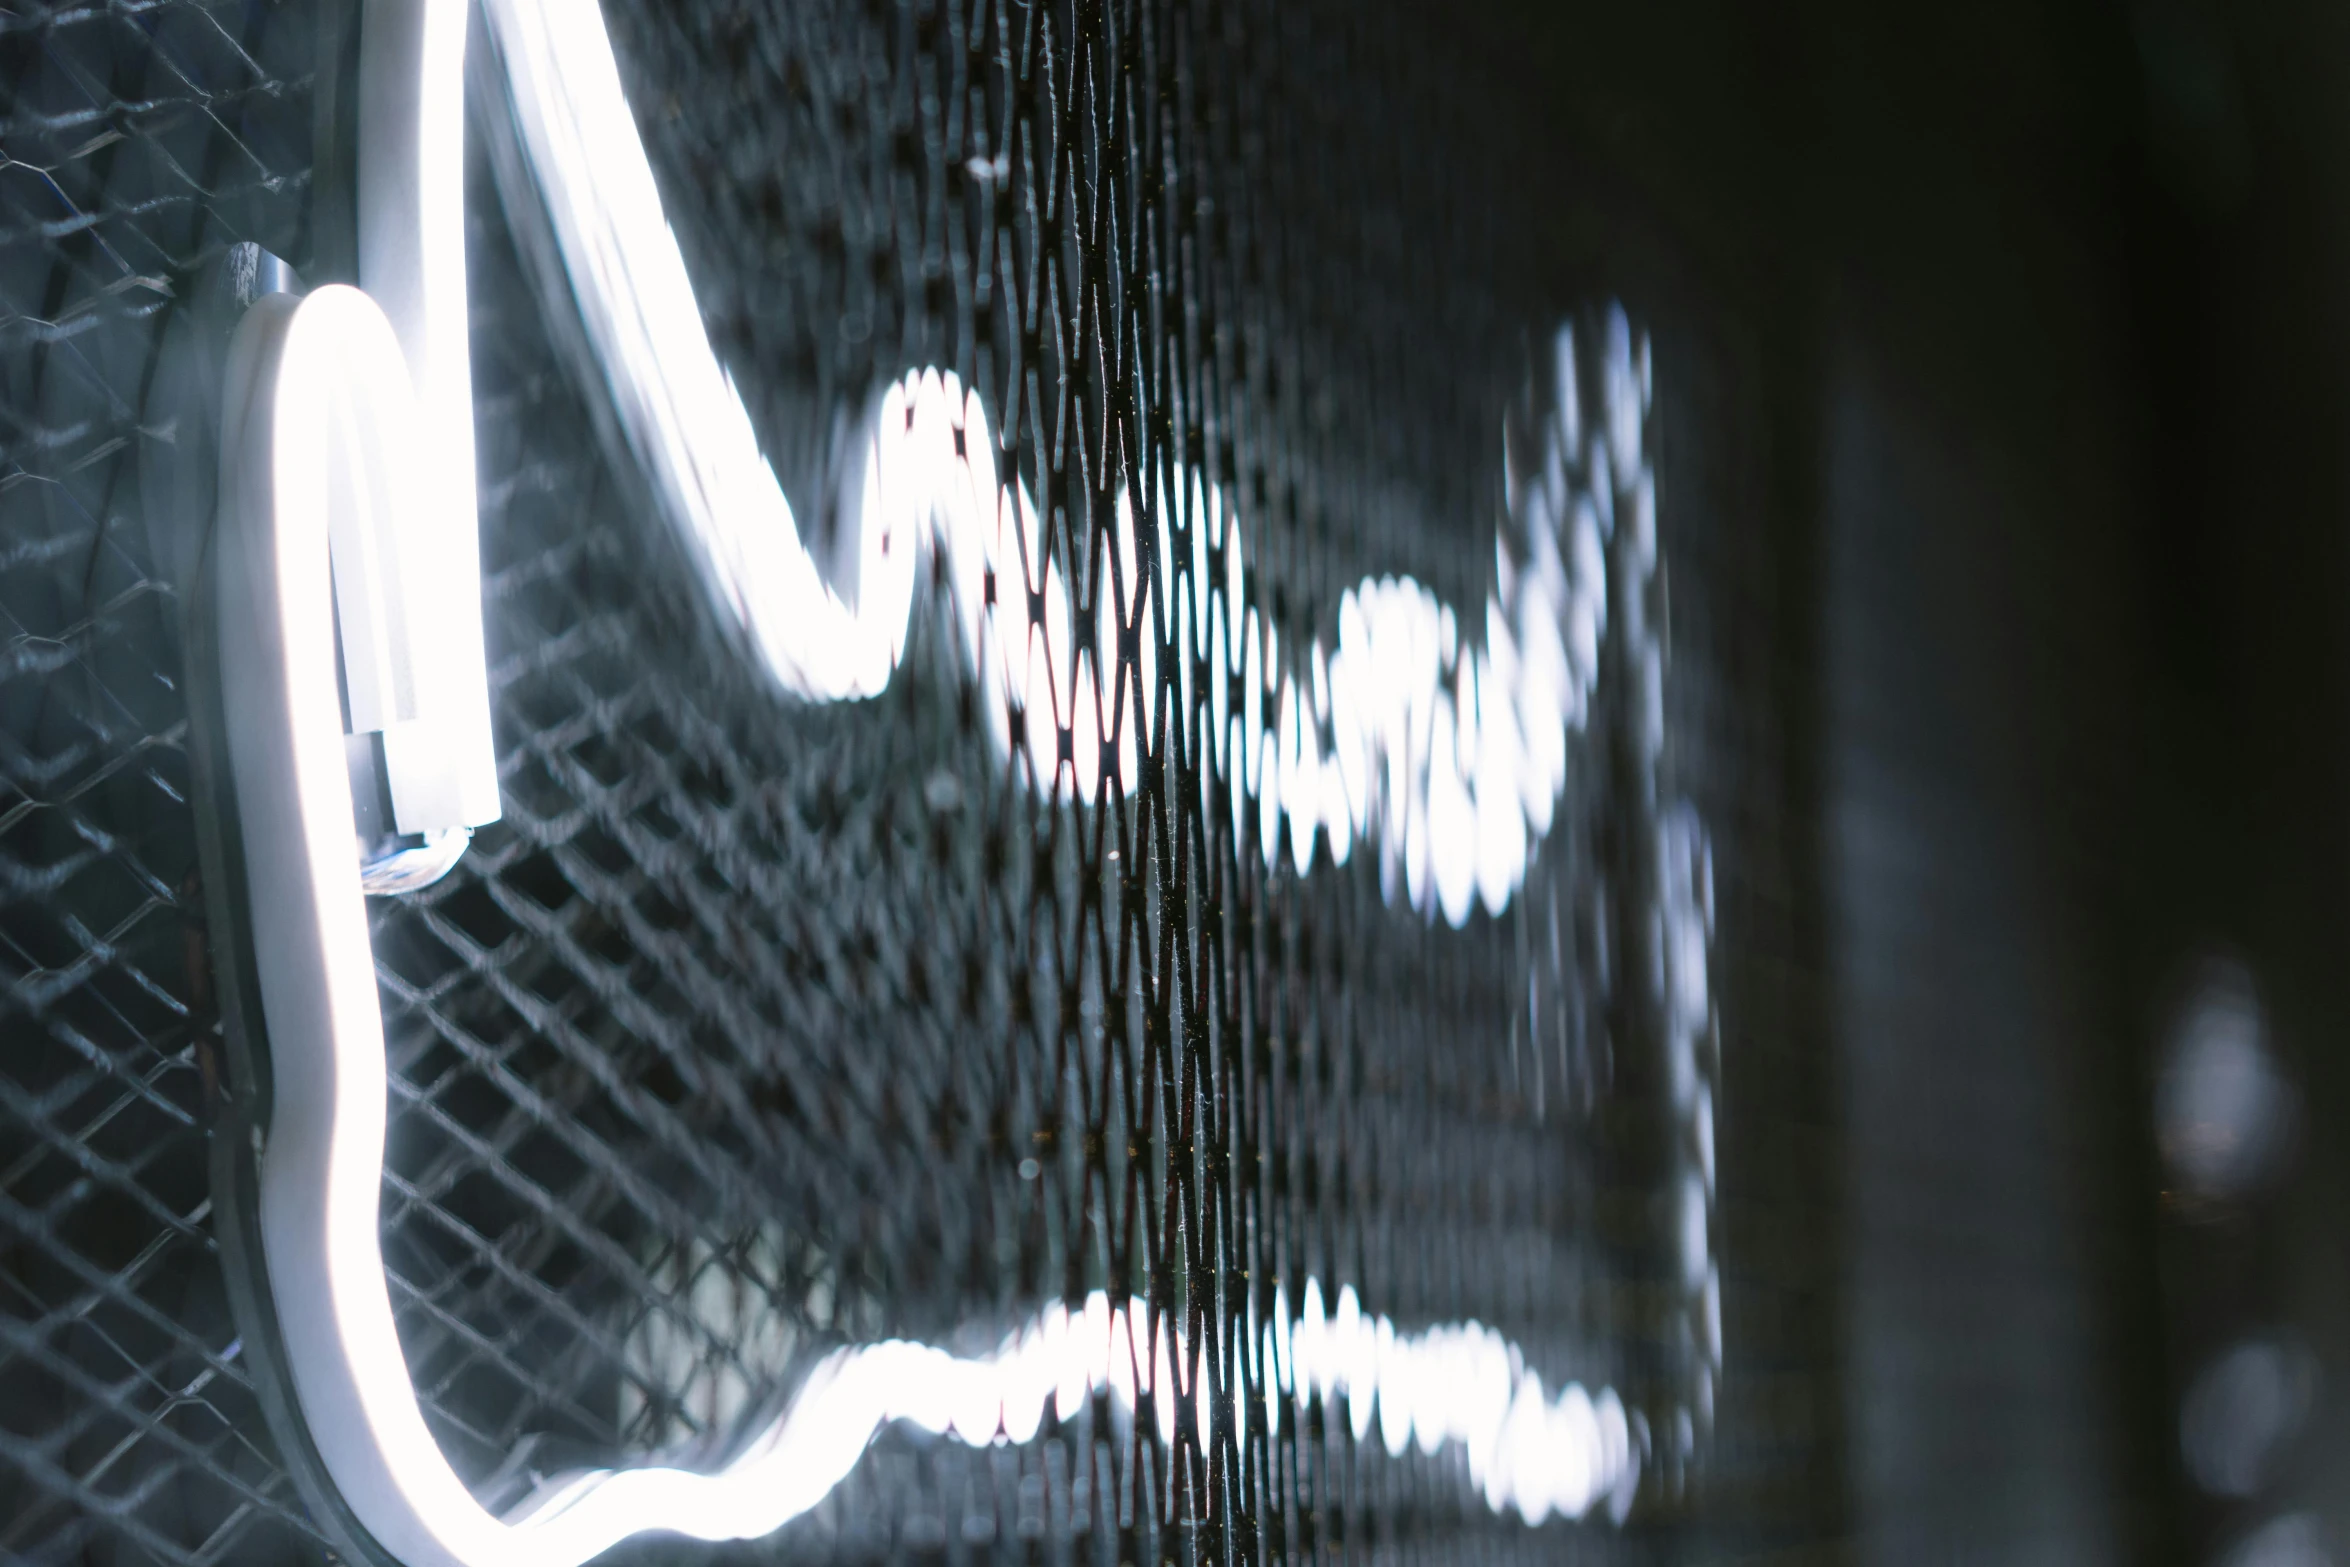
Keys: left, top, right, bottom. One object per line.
{"left": 592, "top": 1281, "right": 1642, "bottom": 1537}
{"left": 2156, "top": 957, "right": 2295, "bottom": 1203}
{"left": 482, "top": 0, "right": 1653, "bottom": 928}
{"left": 2220, "top": 1514, "right": 2335, "bottom": 1567}
{"left": 2181, "top": 1334, "right": 2317, "bottom": 1499}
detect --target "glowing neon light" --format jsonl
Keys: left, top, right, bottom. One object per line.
{"left": 206, "top": 2, "right": 1717, "bottom": 1563}
{"left": 581, "top": 1285, "right": 1644, "bottom": 1536}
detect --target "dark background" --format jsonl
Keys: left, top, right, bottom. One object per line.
{"left": 1464, "top": 0, "right": 2350, "bottom": 1560}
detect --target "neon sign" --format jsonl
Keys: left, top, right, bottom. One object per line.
{"left": 192, "top": 2, "right": 1718, "bottom": 1562}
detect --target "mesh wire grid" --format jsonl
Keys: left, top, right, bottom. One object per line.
{"left": 0, "top": 1, "right": 1802, "bottom": 1563}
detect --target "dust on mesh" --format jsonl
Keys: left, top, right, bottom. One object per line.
{"left": 0, "top": 2, "right": 1688, "bottom": 1565}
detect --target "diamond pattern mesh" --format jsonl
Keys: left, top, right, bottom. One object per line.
{"left": 0, "top": 1, "right": 1788, "bottom": 1564}
{"left": 1, "top": 6, "right": 321, "bottom": 1563}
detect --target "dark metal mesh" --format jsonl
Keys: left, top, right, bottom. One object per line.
{"left": 0, "top": 1, "right": 1790, "bottom": 1564}
{"left": 1, "top": 5, "right": 321, "bottom": 1562}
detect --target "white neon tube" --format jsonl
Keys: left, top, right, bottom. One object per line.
{"left": 479, "top": 0, "right": 911, "bottom": 704}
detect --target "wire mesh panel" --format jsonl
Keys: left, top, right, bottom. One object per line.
{"left": 0, "top": 5, "right": 320, "bottom": 1563}
{"left": 0, "top": 1, "right": 1782, "bottom": 1564}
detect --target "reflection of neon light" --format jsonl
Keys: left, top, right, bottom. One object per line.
{"left": 562, "top": 1285, "right": 1642, "bottom": 1540}
{"left": 1658, "top": 805, "right": 1722, "bottom": 1435}
{"left": 480, "top": 0, "right": 1631, "bottom": 929}
{"left": 838, "top": 364, "right": 1630, "bottom": 935}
